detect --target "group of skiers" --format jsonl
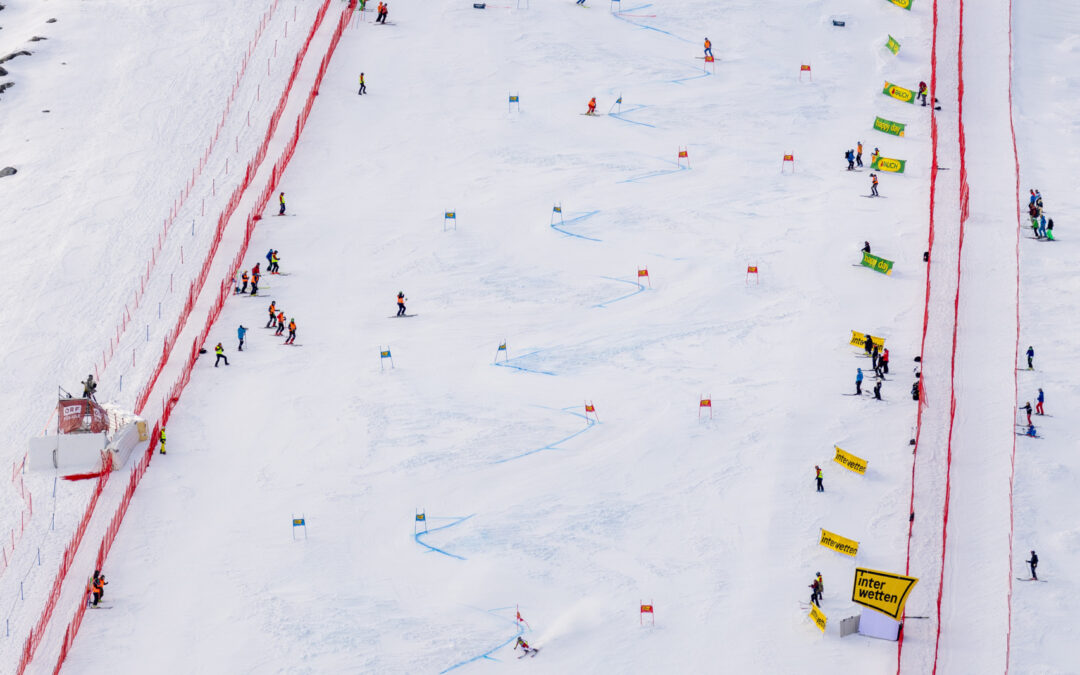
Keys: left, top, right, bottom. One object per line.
{"left": 1019, "top": 389, "right": 1046, "bottom": 438}
{"left": 265, "top": 299, "right": 298, "bottom": 344}
{"left": 1027, "top": 189, "right": 1054, "bottom": 240}
{"left": 374, "top": 1, "right": 390, "bottom": 23}
{"left": 852, "top": 333, "right": 889, "bottom": 400}
{"left": 843, "top": 143, "right": 881, "bottom": 196}
{"left": 233, "top": 251, "right": 282, "bottom": 299}
{"left": 87, "top": 570, "right": 108, "bottom": 607}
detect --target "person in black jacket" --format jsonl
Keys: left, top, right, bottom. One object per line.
{"left": 864, "top": 334, "right": 874, "bottom": 357}
{"left": 1027, "top": 551, "right": 1038, "bottom": 580}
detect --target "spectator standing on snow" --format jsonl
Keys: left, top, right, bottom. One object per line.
{"left": 358, "top": 73, "right": 366, "bottom": 95}
{"left": 881, "top": 348, "right": 890, "bottom": 375}
{"left": 845, "top": 149, "right": 855, "bottom": 171}
{"left": 1026, "top": 346, "right": 1035, "bottom": 370}
{"left": 214, "top": 343, "right": 229, "bottom": 367}
{"left": 269, "top": 250, "right": 281, "bottom": 274}
{"left": 870, "top": 173, "right": 879, "bottom": 197}
{"left": 266, "top": 301, "right": 277, "bottom": 328}
{"left": 279, "top": 192, "right": 286, "bottom": 216}
{"left": 1036, "top": 388, "right": 1044, "bottom": 415}
{"left": 238, "top": 325, "right": 248, "bottom": 352}
{"left": 873, "top": 380, "right": 882, "bottom": 400}
{"left": 1021, "top": 402, "right": 1033, "bottom": 426}
{"left": 856, "top": 141, "right": 863, "bottom": 167}
{"left": 864, "top": 334, "right": 874, "bottom": 357}
{"left": 815, "top": 465, "right": 824, "bottom": 492}
{"left": 918, "top": 81, "right": 928, "bottom": 106}
{"left": 855, "top": 368, "right": 864, "bottom": 395}
{"left": 1027, "top": 551, "right": 1039, "bottom": 580}
{"left": 275, "top": 311, "right": 286, "bottom": 336}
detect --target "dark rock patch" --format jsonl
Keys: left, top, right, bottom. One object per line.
{"left": 0, "top": 167, "right": 17, "bottom": 178}
{"left": 0, "top": 50, "right": 31, "bottom": 64}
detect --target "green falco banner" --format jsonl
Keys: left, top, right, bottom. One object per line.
{"left": 886, "top": 35, "right": 901, "bottom": 54}
{"left": 886, "top": 0, "right": 912, "bottom": 10}
{"left": 872, "top": 155, "right": 907, "bottom": 173}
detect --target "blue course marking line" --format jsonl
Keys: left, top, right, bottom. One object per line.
{"left": 671, "top": 69, "right": 712, "bottom": 85}
{"left": 492, "top": 406, "right": 597, "bottom": 464}
{"left": 618, "top": 161, "right": 690, "bottom": 184}
{"left": 594, "top": 276, "right": 647, "bottom": 308}
{"left": 439, "top": 608, "right": 525, "bottom": 674}
{"left": 608, "top": 104, "right": 657, "bottom": 128}
{"left": 493, "top": 350, "right": 557, "bottom": 376}
{"left": 612, "top": 4, "right": 694, "bottom": 43}
{"left": 414, "top": 515, "right": 475, "bottom": 560}
{"left": 551, "top": 210, "right": 602, "bottom": 241}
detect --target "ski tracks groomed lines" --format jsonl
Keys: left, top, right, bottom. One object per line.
{"left": 491, "top": 406, "right": 598, "bottom": 464}
{"left": 414, "top": 515, "right": 475, "bottom": 560}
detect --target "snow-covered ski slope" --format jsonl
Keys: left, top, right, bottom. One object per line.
{"left": 4, "top": 0, "right": 1074, "bottom": 672}
{"left": 58, "top": 1, "right": 938, "bottom": 672}
{"left": 0, "top": 0, "right": 336, "bottom": 671}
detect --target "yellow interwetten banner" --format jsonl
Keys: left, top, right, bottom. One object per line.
{"left": 833, "top": 446, "right": 868, "bottom": 475}
{"left": 819, "top": 528, "right": 859, "bottom": 557}
{"left": 849, "top": 331, "right": 886, "bottom": 350}
{"left": 808, "top": 604, "right": 827, "bottom": 633}
{"left": 851, "top": 568, "right": 919, "bottom": 619}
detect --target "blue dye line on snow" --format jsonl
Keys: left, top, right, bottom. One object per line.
{"left": 612, "top": 5, "right": 694, "bottom": 43}
{"left": 671, "top": 69, "right": 712, "bottom": 85}
{"left": 551, "top": 210, "right": 602, "bottom": 241}
{"left": 414, "top": 515, "right": 475, "bottom": 560}
{"left": 608, "top": 104, "right": 657, "bottom": 128}
{"left": 618, "top": 162, "right": 690, "bottom": 184}
{"left": 594, "top": 276, "right": 647, "bottom": 308}
{"left": 493, "top": 350, "right": 558, "bottom": 376}
{"left": 439, "top": 608, "right": 525, "bottom": 674}
{"left": 492, "top": 406, "right": 597, "bottom": 464}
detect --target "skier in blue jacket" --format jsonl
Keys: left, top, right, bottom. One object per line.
{"left": 845, "top": 149, "right": 856, "bottom": 171}
{"left": 855, "top": 368, "right": 864, "bottom": 395}
{"left": 1026, "top": 346, "right": 1034, "bottom": 370}
{"left": 238, "top": 325, "right": 248, "bottom": 351}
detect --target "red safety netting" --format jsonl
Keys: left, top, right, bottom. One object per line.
{"left": 38, "top": 3, "right": 357, "bottom": 673}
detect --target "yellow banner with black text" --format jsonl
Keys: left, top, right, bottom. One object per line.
{"left": 819, "top": 528, "right": 859, "bottom": 557}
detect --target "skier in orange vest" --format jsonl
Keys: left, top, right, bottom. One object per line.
{"left": 704, "top": 38, "right": 713, "bottom": 57}
{"left": 586, "top": 97, "right": 597, "bottom": 115}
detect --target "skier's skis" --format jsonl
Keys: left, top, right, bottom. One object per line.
{"left": 1016, "top": 577, "right": 1047, "bottom": 582}
{"left": 388, "top": 314, "right": 418, "bottom": 318}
